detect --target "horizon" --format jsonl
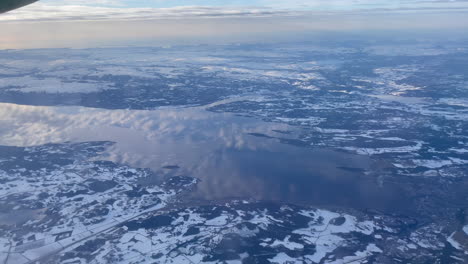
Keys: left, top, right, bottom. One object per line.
{"left": 1, "top": 0, "right": 468, "bottom": 49}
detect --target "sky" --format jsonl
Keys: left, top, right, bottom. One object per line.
{"left": 1, "top": 0, "right": 468, "bottom": 48}
{"left": 34, "top": 0, "right": 468, "bottom": 11}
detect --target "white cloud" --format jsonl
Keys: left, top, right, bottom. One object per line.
{"left": 1, "top": 0, "right": 468, "bottom": 22}
{"left": 1, "top": 0, "right": 467, "bottom": 49}
{"left": 0, "top": 4, "right": 296, "bottom": 22}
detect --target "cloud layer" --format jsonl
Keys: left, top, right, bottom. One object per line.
{"left": 1, "top": 0, "right": 468, "bottom": 22}
{"left": 0, "top": 4, "right": 298, "bottom": 22}
{"left": 1, "top": 0, "right": 468, "bottom": 49}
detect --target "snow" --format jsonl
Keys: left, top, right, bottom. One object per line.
{"left": 409, "top": 225, "right": 445, "bottom": 250}
{"left": 407, "top": 243, "right": 418, "bottom": 250}
{"left": 270, "top": 236, "right": 304, "bottom": 250}
{"left": 119, "top": 232, "right": 152, "bottom": 254}
{"left": 328, "top": 244, "right": 382, "bottom": 264}
{"left": 4, "top": 253, "right": 30, "bottom": 264}
{"left": 205, "top": 215, "right": 229, "bottom": 226}
{"left": 269, "top": 253, "right": 301, "bottom": 264}
{"left": 450, "top": 148, "right": 468, "bottom": 154}
{"left": 295, "top": 210, "right": 378, "bottom": 263}
{"left": 413, "top": 159, "right": 453, "bottom": 169}
{"left": 344, "top": 142, "right": 423, "bottom": 155}
{"left": 438, "top": 98, "right": 468, "bottom": 108}
{"left": 90, "top": 66, "right": 156, "bottom": 79}
{"left": 447, "top": 232, "right": 463, "bottom": 251}
{"left": 0, "top": 44, "right": 466, "bottom": 263}
{"left": 0, "top": 142, "right": 195, "bottom": 264}
{"left": 0, "top": 76, "right": 113, "bottom": 93}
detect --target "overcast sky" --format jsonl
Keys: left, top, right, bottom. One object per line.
{"left": 1, "top": 0, "right": 468, "bottom": 49}
{"left": 34, "top": 0, "right": 468, "bottom": 11}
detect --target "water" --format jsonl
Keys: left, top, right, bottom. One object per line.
{"left": 0, "top": 102, "right": 410, "bottom": 213}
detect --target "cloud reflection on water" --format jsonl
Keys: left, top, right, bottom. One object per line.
{"left": 0, "top": 102, "right": 410, "bottom": 213}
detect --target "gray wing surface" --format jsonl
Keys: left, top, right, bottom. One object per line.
{"left": 0, "top": 0, "right": 38, "bottom": 14}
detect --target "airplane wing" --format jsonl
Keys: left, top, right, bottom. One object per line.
{"left": 0, "top": 0, "right": 38, "bottom": 14}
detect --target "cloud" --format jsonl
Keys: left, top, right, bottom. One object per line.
{"left": 0, "top": 4, "right": 297, "bottom": 22}
{"left": 1, "top": 0, "right": 468, "bottom": 22}
{"left": 1, "top": 10, "right": 468, "bottom": 49}
{"left": 1, "top": 0, "right": 467, "bottom": 49}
